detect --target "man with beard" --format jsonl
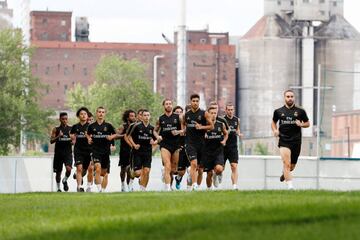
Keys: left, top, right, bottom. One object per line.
{"left": 116, "top": 109, "right": 136, "bottom": 192}
{"left": 155, "top": 99, "right": 182, "bottom": 191}
{"left": 271, "top": 90, "right": 310, "bottom": 190}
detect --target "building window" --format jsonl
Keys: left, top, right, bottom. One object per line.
{"left": 319, "top": 10, "right": 325, "bottom": 15}
{"left": 291, "top": 0, "right": 294, "bottom": 5}
{"left": 57, "top": 64, "right": 61, "bottom": 72}
{"left": 200, "top": 38, "right": 207, "bottom": 44}
{"left": 303, "top": 0, "right": 309, "bottom": 3}
{"left": 72, "top": 64, "right": 75, "bottom": 72}
{"left": 201, "top": 72, "right": 207, "bottom": 80}
{"left": 45, "top": 66, "right": 50, "bottom": 75}
{"left": 277, "top": 0, "right": 281, "bottom": 5}
{"left": 64, "top": 67, "right": 69, "bottom": 75}
{"left": 64, "top": 84, "right": 68, "bottom": 94}
{"left": 41, "top": 32, "right": 48, "bottom": 40}
{"left": 319, "top": 0, "right": 325, "bottom": 3}
{"left": 42, "top": 18, "right": 48, "bottom": 25}
{"left": 60, "top": 33, "right": 67, "bottom": 41}
{"left": 57, "top": 81, "right": 60, "bottom": 86}
{"left": 333, "top": 1, "right": 337, "bottom": 6}
{"left": 83, "top": 67, "right": 88, "bottom": 76}
{"left": 61, "top": 20, "right": 66, "bottom": 26}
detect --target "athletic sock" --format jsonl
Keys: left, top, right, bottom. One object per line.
{"left": 56, "top": 182, "right": 60, "bottom": 190}
{"left": 62, "top": 176, "right": 68, "bottom": 182}
{"left": 232, "top": 184, "right": 237, "bottom": 190}
{"left": 286, "top": 180, "right": 294, "bottom": 189}
{"left": 165, "top": 183, "right": 171, "bottom": 191}
{"left": 96, "top": 184, "right": 101, "bottom": 192}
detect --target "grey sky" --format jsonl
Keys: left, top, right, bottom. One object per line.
{"left": 8, "top": 0, "right": 360, "bottom": 43}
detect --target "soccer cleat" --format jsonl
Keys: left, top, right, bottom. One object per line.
{"left": 57, "top": 189, "right": 62, "bottom": 192}
{"left": 121, "top": 185, "right": 126, "bottom": 192}
{"left": 128, "top": 180, "right": 134, "bottom": 192}
{"left": 77, "top": 187, "right": 84, "bottom": 192}
{"left": 280, "top": 174, "right": 285, "bottom": 182}
{"left": 175, "top": 176, "right": 182, "bottom": 190}
{"left": 62, "top": 179, "right": 69, "bottom": 192}
{"left": 191, "top": 184, "right": 198, "bottom": 191}
{"left": 86, "top": 187, "right": 92, "bottom": 192}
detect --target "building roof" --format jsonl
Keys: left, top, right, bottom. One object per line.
{"left": 315, "top": 14, "right": 360, "bottom": 40}
{"left": 241, "top": 14, "right": 292, "bottom": 40}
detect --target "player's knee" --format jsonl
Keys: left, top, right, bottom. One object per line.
{"left": 214, "top": 166, "right": 223, "bottom": 174}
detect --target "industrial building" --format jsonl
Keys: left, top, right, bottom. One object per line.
{"left": 0, "top": 0, "right": 12, "bottom": 29}
{"left": 29, "top": 11, "right": 236, "bottom": 111}
{"left": 238, "top": 0, "right": 360, "bottom": 155}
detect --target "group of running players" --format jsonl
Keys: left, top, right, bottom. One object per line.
{"left": 51, "top": 93, "right": 241, "bottom": 192}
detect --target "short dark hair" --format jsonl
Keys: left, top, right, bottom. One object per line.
{"left": 137, "top": 109, "right": 144, "bottom": 115}
{"left": 122, "top": 109, "right": 136, "bottom": 123}
{"left": 59, "top": 112, "right": 67, "bottom": 118}
{"left": 162, "top": 98, "right": 172, "bottom": 106}
{"left": 76, "top": 107, "right": 89, "bottom": 117}
{"left": 225, "top": 102, "right": 234, "bottom": 109}
{"left": 207, "top": 106, "right": 217, "bottom": 112}
{"left": 173, "top": 106, "right": 183, "bottom": 113}
{"left": 88, "top": 112, "right": 93, "bottom": 118}
{"left": 190, "top": 93, "right": 200, "bottom": 100}
{"left": 142, "top": 109, "right": 150, "bottom": 114}
{"left": 284, "top": 89, "right": 295, "bottom": 96}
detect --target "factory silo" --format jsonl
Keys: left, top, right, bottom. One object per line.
{"left": 238, "top": 14, "right": 300, "bottom": 138}
{"left": 314, "top": 15, "right": 360, "bottom": 146}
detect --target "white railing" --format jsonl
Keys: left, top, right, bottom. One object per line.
{"left": 1, "top": 155, "right": 360, "bottom": 193}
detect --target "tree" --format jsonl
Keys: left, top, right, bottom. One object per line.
{"left": 0, "top": 29, "right": 53, "bottom": 155}
{"left": 254, "top": 142, "right": 269, "bottom": 155}
{"left": 66, "top": 55, "right": 163, "bottom": 126}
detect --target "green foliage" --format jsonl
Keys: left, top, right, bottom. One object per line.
{"left": 254, "top": 142, "right": 269, "bottom": 155}
{"left": 0, "top": 29, "right": 53, "bottom": 155}
{"left": 66, "top": 55, "right": 163, "bottom": 126}
{"left": 0, "top": 191, "right": 360, "bottom": 240}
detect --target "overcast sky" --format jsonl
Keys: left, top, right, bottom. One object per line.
{"left": 8, "top": 0, "right": 360, "bottom": 43}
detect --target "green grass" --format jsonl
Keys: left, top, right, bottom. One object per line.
{"left": 1, "top": 191, "right": 360, "bottom": 240}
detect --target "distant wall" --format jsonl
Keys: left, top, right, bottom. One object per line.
{"left": 1, "top": 156, "right": 360, "bottom": 193}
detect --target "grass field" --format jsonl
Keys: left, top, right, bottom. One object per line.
{"left": 0, "top": 191, "right": 360, "bottom": 240}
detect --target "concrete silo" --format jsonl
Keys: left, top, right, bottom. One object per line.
{"left": 237, "top": 0, "right": 360, "bottom": 156}
{"left": 314, "top": 15, "right": 360, "bottom": 152}
{"left": 238, "top": 14, "right": 300, "bottom": 138}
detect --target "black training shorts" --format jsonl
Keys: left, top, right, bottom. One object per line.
{"left": 278, "top": 140, "right": 301, "bottom": 164}
{"left": 53, "top": 152, "right": 73, "bottom": 173}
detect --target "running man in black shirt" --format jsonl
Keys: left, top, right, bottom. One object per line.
{"left": 116, "top": 109, "right": 136, "bottom": 192}
{"left": 224, "top": 103, "right": 242, "bottom": 190}
{"left": 182, "top": 94, "right": 214, "bottom": 190}
{"left": 87, "top": 107, "right": 117, "bottom": 192}
{"left": 155, "top": 99, "right": 183, "bottom": 191}
{"left": 70, "top": 107, "right": 92, "bottom": 192}
{"left": 128, "top": 109, "right": 162, "bottom": 191}
{"left": 204, "top": 106, "right": 228, "bottom": 189}
{"left": 272, "top": 90, "right": 310, "bottom": 190}
{"left": 124, "top": 109, "right": 144, "bottom": 191}
{"left": 50, "top": 112, "right": 72, "bottom": 192}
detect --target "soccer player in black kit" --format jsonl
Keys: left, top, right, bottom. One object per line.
{"left": 116, "top": 109, "right": 136, "bottom": 192}
{"left": 87, "top": 107, "right": 117, "bottom": 192}
{"left": 271, "top": 90, "right": 310, "bottom": 190}
{"left": 128, "top": 109, "right": 162, "bottom": 191}
{"left": 155, "top": 99, "right": 183, "bottom": 191}
{"left": 50, "top": 112, "right": 72, "bottom": 192}
{"left": 70, "top": 107, "right": 92, "bottom": 192}
{"left": 182, "top": 94, "right": 214, "bottom": 190}
{"left": 224, "top": 103, "right": 242, "bottom": 190}
{"left": 204, "top": 106, "right": 228, "bottom": 189}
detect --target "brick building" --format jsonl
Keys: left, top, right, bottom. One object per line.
{"left": 332, "top": 110, "right": 360, "bottom": 157}
{"left": 30, "top": 11, "right": 236, "bottom": 111}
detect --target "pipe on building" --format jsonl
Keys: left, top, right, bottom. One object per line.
{"left": 153, "top": 55, "right": 164, "bottom": 93}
